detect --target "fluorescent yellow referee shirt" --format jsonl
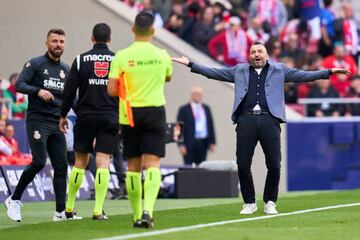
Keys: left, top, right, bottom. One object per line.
{"left": 109, "top": 41, "right": 173, "bottom": 125}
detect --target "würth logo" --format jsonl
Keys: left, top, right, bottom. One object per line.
{"left": 94, "top": 62, "right": 109, "bottom": 78}
{"left": 128, "top": 60, "right": 135, "bottom": 67}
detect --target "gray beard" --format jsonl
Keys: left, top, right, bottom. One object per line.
{"left": 251, "top": 63, "right": 264, "bottom": 69}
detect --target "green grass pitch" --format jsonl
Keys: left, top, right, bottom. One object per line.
{"left": 1, "top": 189, "right": 359, "bottom": 240}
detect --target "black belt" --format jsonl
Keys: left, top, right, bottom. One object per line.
{"left": 245, "top": 110, "right": 269, "bottom": 115}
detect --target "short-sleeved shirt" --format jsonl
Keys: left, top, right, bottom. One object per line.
{"left": 109, "top": 41, "right": 173, "bottom": 125}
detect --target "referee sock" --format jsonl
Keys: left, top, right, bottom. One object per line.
{"left": 143, "top": 167, "right": 161, "bottom": 218}
{"left": 126, "top": 171, "right": 142, "bottom": 221}
{"left": 93, "top": 168, "right": 110, "bottom": 215}
{"left": 66, "top": 167, "right": 85, "bottom": 212}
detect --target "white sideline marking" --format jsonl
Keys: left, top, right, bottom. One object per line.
{"left": 94, "top": 202, "right": 360, "bottom": 240}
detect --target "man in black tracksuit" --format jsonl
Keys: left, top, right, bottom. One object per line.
{"left": 59, "top": 23, "right": 118, "bottom": 220}
{"left": 4, "top": 29, "right": 69, "bottom": 222}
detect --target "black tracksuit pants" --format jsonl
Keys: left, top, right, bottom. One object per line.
{"left": 236, "top": 114, "right": 281, "bottom": 204}
{"left": 12, "top": 120, "right": 67, "bottom": 212}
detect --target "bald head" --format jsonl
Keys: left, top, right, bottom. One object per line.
{"left": 342, "top": 2, "right": 353, "bottom": 18}
{"left": 191, "top": 86, "right": 203, "bottom": 103}
{"left": 249, "top": 42, "right": 269, "bottom": 68}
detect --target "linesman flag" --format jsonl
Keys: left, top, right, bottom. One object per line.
{"left": 119, "top": 73, "right": 134, "bottom": 127}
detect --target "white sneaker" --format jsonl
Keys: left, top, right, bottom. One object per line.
{"left": 4, "top": 196, "right": 22, "bottom": 222}
{"left": 53, "top": 211, "right": 67, "bottom": 221}
{"left": 264, "top": 201, "right": 278, "bottom": 215}
{"left": 53, "top": 210, "right": 83, "bottom": 221}
{"left": 240, "top": 203, "right": 257, "bottom": 214}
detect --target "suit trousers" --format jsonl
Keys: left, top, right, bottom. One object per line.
{"left": 183, "top": 139, "right": 208, "bottom": 165}
{"left": 236, "top": 114, "right": 281, "bottom": 203}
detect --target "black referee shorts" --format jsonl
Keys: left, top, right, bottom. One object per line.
{"left": 73, "top": 113, "right": 118, "bottom": 154}
{"left": 121, "top": 106, "right": 166, "bottom": 158}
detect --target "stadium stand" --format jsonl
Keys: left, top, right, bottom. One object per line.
{"left": 2, "top": 0, "right": 360, "bottom": 197}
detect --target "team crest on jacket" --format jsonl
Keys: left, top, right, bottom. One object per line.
{"left": 94, "top": 62, "right": 109, "bottom": 78}
{"left": 59, "top": 69, "right": 66, "bottom": 79}
{"left": 33, "top": 130, "right": 41, "bottom": 140}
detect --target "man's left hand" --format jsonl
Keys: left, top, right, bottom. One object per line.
{"left": 331, "top": 68, "right": 351, "bottom": 75}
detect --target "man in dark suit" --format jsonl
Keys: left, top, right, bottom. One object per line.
{"left": 172, "top": 42, "right": 350, "bottom": 215}
{"left": 177, "top": 86, "right": 216, "bottom": 165}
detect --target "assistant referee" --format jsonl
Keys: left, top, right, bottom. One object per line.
{"left": 108, "top": 11, "right": 173, "bottom": 228}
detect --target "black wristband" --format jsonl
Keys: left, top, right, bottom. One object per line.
{"left": 328, "top": 69, "right": 332, "bottom": 76}
{"left": 188, "top": 62, "right": 193, "bottom": 68}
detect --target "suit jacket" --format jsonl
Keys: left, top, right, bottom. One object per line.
{"left": 190, "top": 62, "right": 331, "bottom": 122}
{"left": 177, "top": 103, "right": 216, "bottom": 150}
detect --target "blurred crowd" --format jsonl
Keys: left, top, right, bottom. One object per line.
{"left": 121, "top": 0, "right": 360, "bottom": 116}
{"left": 0, "top": 73, "right": 29, "bottom": 165}
{"left": 0, "top": 72, "right": 27, "bottom": 120}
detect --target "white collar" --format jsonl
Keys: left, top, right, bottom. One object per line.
{"left": 255, "top": 68, "right": 263, "bottom": 75}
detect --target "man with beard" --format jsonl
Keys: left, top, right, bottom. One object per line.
{"left": 4, "top": 29, "right": 70, "bottom": 222}
{"left": 173, "top": 42, "right": 350, "bottom": 215}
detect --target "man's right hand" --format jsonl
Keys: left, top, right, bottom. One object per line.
{"left": 38, "top": 89, "right": 54, "bottom": 102}
{"left": 172, "top": 56, "right": 190, "bottom": 66}
{"left": 59, "top": 117, "right": 68, "bottom": 133}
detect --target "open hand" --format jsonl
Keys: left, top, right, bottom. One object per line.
{"left": 172, "top": 56, "right": 190, "bottom": 66}
{"left": 331, "top": 68, "right": 351, "bottom": 75}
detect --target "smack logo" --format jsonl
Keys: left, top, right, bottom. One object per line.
{"left": 94, "top": 62, "right": 109, "bottom": 78}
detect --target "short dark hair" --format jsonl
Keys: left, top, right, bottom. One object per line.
{"left": 252, "top": 41, "right": 265, "bottom": 47}
{"left": 92, "top": 23, "right": 111, "bottom": 43}
{"left": 47, "top": 28, "right": 65, "bottom": 37}
{"left": 134, "top": 11, "right": 154, "bottom": 36}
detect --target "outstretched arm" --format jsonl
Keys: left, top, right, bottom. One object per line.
{"left": 172, "top": 56, "right": 235, "bottom": 83}
{"left": 284, "top": 64, "right": 351, "bottom": 83}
